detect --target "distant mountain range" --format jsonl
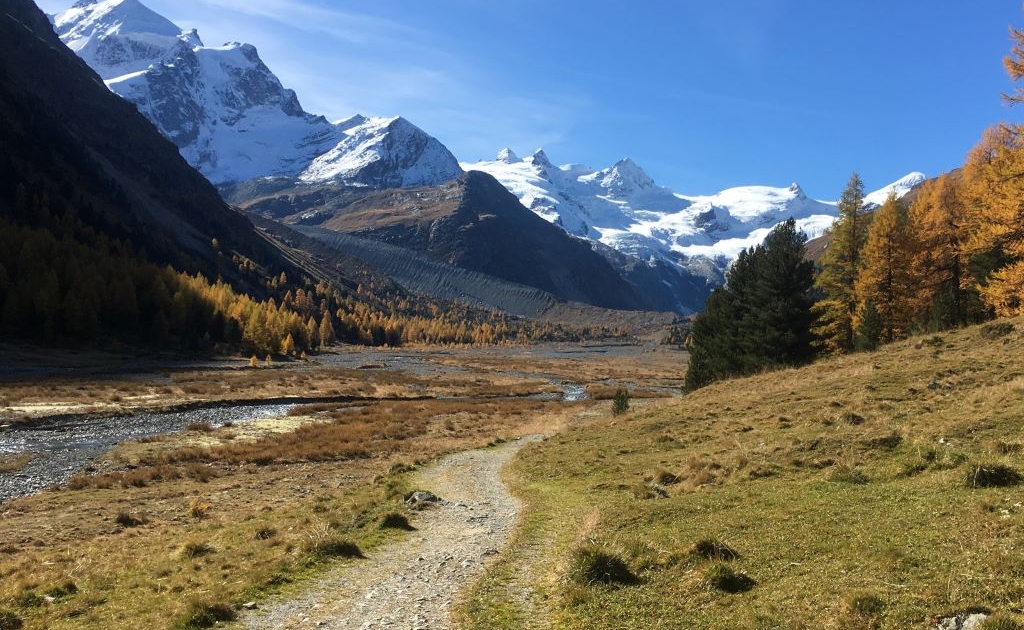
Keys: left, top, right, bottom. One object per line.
{"left": 464, "top": 149, "right": 925, "bottom": 276}
{"left": 51, "top": 0, "right": 463, "bottom": 188}
{"left": 46, "top": 0, "right": 926, "bottom": 316}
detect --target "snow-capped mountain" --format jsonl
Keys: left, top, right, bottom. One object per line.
{"left": 464, "top": 149, "right": 923, "bottom": 275}
{"left": 863, "top": 171, "right": 927, "bottom": 208}
{"left": 51, "top": 0, "right": 462, "bottom": 187}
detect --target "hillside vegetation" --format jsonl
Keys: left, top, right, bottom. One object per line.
{"left": 463, "top": 317, "right": 1024, "bottom": 629}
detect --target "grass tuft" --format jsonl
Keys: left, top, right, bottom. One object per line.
{"left": 828, "top": 462, "right": 870, "bottom": 485}
{"left": 702, "top": 563, "right": 755, "bottom": 593}
{"left": 180, "top": 541, "right": 214, "bottom": 559}
{"left": 980, "top": 614, "right": 1024, "bottom": 630}
{"left": 172, "top": 601, "right": 236, "bottom": 630}
{"left": 0, "top": 611, "right": 22, "bottom": 630}
{"left": 566, "top": 543, "right": 638, "bottom": 587}
{"left": 379, "top": 512, "right": 415, "bottom": 531}
{"left": 965, "top": 464, "right": 1023, "bottom": 488}
{"left": 689, "top": 538, "right": 739, "bottom": 562}
{"left": 303, "top": 534, "right": 364, "bottom": 560}
{"left": 115, "top": 511, "right": 147, "bottom": 528}
{"left": 253, "top": 526, "right": 277, "bottom": 540}
{"left": 841, "top": 590, "right": 885, "bottom": 628}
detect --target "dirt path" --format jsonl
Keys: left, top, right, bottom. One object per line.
{"left": 245, "top": 436, "right": 541, "bottom": 630}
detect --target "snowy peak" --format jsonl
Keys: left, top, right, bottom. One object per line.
{"left": 588, "top": 158, "right": 657, "bottom": 195}
{"left": 863, "top": 172, "right": 927, "bottom": 207}
{"left": 300, "top": 115, "right": 463, "bottom": 188}
{"left": 466, "top": 149, "right": 922, "bottom": 289}
{"left": 529, "top": 148, "right": 552, "bottom": 167}
{"left": 52, "top": 0, "right": 461, "bottom": 188}
{"left": 55, "top": 0, "right": 201, "bottom": 79}
{"left": 496, "top": 148, "right": 520, "bottom": 163}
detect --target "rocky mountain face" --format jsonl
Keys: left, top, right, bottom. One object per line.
{"left": 0, "top": 0, "right": 292, "bottom": 287}
{"left": 240, "top": 171, "right": 703, "bottom": 312}
{"left": 465, "top": 149, "right": 924, "bottom": 284}
{"left": 51, "top": 0, "right": 463, "bottom": 188}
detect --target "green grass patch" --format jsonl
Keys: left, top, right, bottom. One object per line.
{"left": 171, "top": 600, "right": 236, "bottom": 629}
{"left": 460, "top": 317, "right": 1024, "bottom": 629}
{"left": 565, "top": 543, "right": 638, "bottom": 586}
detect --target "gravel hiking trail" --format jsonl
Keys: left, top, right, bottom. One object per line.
{"left": 245, "top": 436, "right": 541, "bottom": 630}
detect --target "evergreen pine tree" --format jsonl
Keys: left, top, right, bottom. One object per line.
{"left": 685, "top": 219, "right": 816, "bottom": 391}
{"left": 854, "top": 301, "right": 882, "bottom": 351}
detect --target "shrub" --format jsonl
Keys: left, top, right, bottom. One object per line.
{"left": 189, "top": 498, "right": 212, "bottom": 519}
{"left": 965, "top": 464, "right": 1023, "bottom": 488}
{"left": 0, "top": 611, "right": 22, "bottom": 630}
{"left": 981, "top": 322, "right": 1015, "bottom": 339}
{"left": 689, "top": 539, "right": 739, "bottom": 562}
{"left": 379, "top": 512, "right": 414, "bottom": 531}
{"left": 566, "top": 543, "right": 638, "bottom": 586}
{"left": 703, "top": 563, "right": 755, "bottom": 593}
{"left": 185, "top": 421, "right": 213, "bottom": 432}
{"left": 172, "top": 601, "right": 236, "bottom": 629}
{"left": 611, "top": 388, "right": 630, "bottom": 416}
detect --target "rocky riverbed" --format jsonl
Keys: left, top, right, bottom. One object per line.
{"left": 0, "top": 403, "right": 293, "bottom": 502}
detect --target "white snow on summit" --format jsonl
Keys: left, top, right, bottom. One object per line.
{"left": 55, "top": 0, "right": 201, "bottom": 79}
{"left": 465, "top": 149, "right": 923, "bottom": 276}
{"left": 300, "top": 115, "right": 464, "bottom": 188}
{"left": 863, "top": 171, "right": 927, "bottom": 207}
{"left": 52, "top": 0, "right": 462, "bottom": 187}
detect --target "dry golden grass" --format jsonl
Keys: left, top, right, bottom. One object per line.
{"left": 0, "top": 341, "right": 642, "bottom": 630}
{"left": 0, "top": 342, "right": 684, "bottom": 629}
{"left": 0, "top": 452, "right": 33, "bottom": 473}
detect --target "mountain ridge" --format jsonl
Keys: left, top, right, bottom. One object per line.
{"left": 51, "top": 0, "right": 463, "bottom": 188}
{"left": 464, "top": 148, "right": 924, "bottom": 280}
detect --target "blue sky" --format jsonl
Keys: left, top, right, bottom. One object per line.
{"left": 38, "top": 0, "right": 1024, "bottom": 198}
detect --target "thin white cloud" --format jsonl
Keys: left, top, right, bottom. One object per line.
{"left": 192, "top": 0, "right": 421, "bottom": 44}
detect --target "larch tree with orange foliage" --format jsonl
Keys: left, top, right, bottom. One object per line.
{"left": 961, "top": 124, "right": 1024, "bottom": 316}
{"left": 812, "top": 172, "right": 869, "bottom": 354}
{"left": 907, "top": 172, "right": 979, "bottom": 328}
{"left": 855, "top": 192, "right": 915, "bottom": 344}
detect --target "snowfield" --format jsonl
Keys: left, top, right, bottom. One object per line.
{"left": 465, "top": 148, "right": 924, "bottom": 276}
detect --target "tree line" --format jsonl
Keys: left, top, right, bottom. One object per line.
{"left": 0, "top": 183, "right": 623, "bottom": 354}
{"left": 686, "top": 24, "right": 1024, "bottom": 389}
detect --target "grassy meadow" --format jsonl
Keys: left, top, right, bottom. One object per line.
{"left": 461, "top": 319, "right": 1024, "bottom": 629}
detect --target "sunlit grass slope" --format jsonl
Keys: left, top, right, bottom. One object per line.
{"left": 465, "top": 318, "right": 1024, "bottom": 630}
